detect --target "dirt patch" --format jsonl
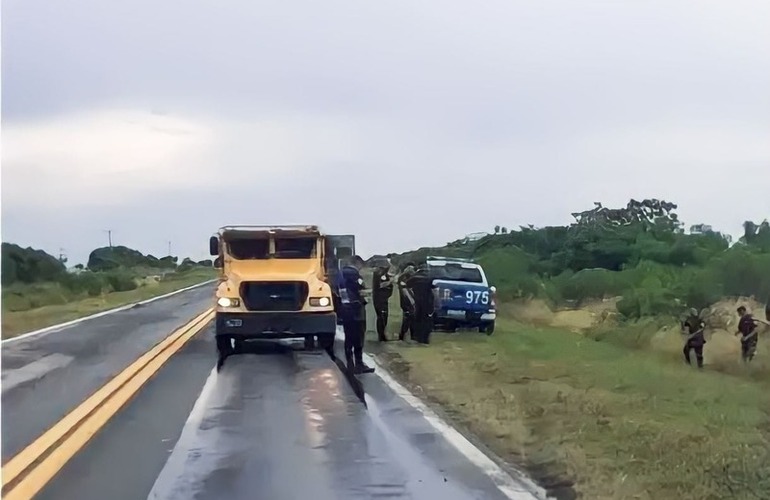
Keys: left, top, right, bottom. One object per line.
{"left": 503, "top": 298, "right": 619, "bottom": 333}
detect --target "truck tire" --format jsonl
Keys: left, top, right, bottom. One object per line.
{"left": 318, "top": 333, "right": 335, "bottom": 351}
{"left": 479, "top": 321, "right": 495, "bottom": 335}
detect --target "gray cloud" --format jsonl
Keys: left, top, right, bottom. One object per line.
{"left": 2, "top": 0, "right": 769, "bottom": 264}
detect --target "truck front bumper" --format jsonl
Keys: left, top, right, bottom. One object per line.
{"left": 215, "top": 311, "right": 337, "bottom": 338}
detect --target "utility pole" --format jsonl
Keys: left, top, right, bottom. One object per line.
{"left": 168, "top": 241, "right": 172, "bottom": 256}
{"left": 104, "top": 230, "right": 113, "bottom": 248}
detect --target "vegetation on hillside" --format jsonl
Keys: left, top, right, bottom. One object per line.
{"left": 1, "top": 243, "right": 214, "bottom": 315}
{"left": 370, "top": 199, "right": 770, "bottom": 500}
{"left": 391, "top": 199, "right": 770, "bottom": 319}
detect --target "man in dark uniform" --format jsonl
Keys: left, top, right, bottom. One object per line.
{"left": 681, "top": 308, "right": 706, "bottom": 368}
{"left": 407, "top": 264, "right": 437, "bottom": 344}
{"left": 372, "top": 261, "right": 394, "bottom": 342}
{"left": 337, "top": 255, "right": 375, "bottom": 374}
{"left": 735, "top": 306, "right": 760, "bottom": 363}
{"left": 397, "top": 262, "right": 417, "bottom": 341}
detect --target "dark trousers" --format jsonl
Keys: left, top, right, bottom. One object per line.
{"left": 412, "top": 312, "right": 433, "bottom": 344}
{"left": 374, "top": 299, "right": 389, "bottom": 341}
{"left": 399, "top": 310, "right": 413, "bottom": 340}
{"left": 683, "top": 343, "right": 703, "bottom": 368}
{"left": 741, "top": 338, "right": 758, "bottom": 362}
{"left": 342, "top": 319, "right": 365, "bottom": 364}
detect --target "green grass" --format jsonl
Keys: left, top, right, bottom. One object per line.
{"left": 371, "top": 314, "right": 770, "bottom": 500}
{"left": 1, "top": 268, "right": 216, "bottom": 339}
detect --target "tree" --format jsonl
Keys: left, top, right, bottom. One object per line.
{"left": 494, "top": 225, "right": 501, "bottom": 234}
{"left": 1, "top": 243, "right": 66, "bottom": 285}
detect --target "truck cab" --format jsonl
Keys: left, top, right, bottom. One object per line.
{"left": 209, "top": 225, "right": 354, "bottom": 366}
{"left": 427, "top": 256, "right": 496, "bottom": 334}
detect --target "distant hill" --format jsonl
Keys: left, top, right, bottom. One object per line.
{"left": 1, "top": 243, "right": 66, "bottom": 286}
{"left": 87, "top": 246, "right": 178, "bottom": 271}
{"left": 2, "top": 242, "right": 211, "bottom": 287}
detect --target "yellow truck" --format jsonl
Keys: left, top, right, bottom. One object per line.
{"left": 208, "top": 225, "right": 354, "bottom": 368}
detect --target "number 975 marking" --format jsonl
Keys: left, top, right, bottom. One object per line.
{"left": 466, "top": 290, "right": 489, "bottom": 305}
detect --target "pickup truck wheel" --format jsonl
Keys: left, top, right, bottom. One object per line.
{"left": 479, "top": 322, "right": 495, "bottom": 335}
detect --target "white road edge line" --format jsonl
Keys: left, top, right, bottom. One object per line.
{"left": 146, "top": 367, "right": 218, "bottom": 500}
{"left": 363, "top": 352, "right": 546, "bottom": 500}
{"left": 2, "top": 279, "right": 218, "bottom": 345}
{"left": 333, "top": 330, "right": 546, "bottom": 500}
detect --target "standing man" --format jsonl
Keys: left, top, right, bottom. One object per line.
{"left": 407, "top": 264, "right": 437, "bottom": 344}
{"left": 735, "top": 306, "right": 760, "bottom": 363}
{"left": 397, "top": 262, "right": 417, "bottom": 341}
{"left": 681, "top": 308, "right": 706, "bottom": 368}
{"left": 337, "top": 255, "right": 375, "bottom": 374}
{"left": 372, "top": 260, "right": 394, "bottom": 342}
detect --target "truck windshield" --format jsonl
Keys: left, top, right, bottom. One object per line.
{"left": 227, "top": 239, "right": 270, "bottom": 259}
{"left": 274, "top": 237, "right": 317, "bottom": 259}
{"left": 429, "top": 264, "right": 483, "bottom": 283}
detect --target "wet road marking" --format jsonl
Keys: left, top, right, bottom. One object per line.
{"left": 145, "top": 366, "right": 218, "bottom": 499}
{"left": 333, "top": 330, "right": 542, "bottom": 499}
{"left": 2, "top": 280, "right": 217, "bottom": 345}
{"left": 1, "top": 308, "right": 214, "bottom": 500}
{"left": 1, "top": 354, "right": 75, "bottom": 393}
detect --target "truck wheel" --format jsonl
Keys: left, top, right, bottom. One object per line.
{"left": 479, "top": 322, "right": 495, "bottom": 335}
{"left": 216, "top": 336, "right": 233, "bottom": 371}
{"left": 318, "top": 333, "right": 335, "bottom": 351}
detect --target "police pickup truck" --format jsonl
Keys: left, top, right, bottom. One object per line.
{"left": 426, "top": 256, "right": 496, "bottom": 334}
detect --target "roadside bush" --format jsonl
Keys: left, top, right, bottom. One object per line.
{"left": 58, "top": 272, "right": 106, "bottom": 297}
{"left": 478, "top": 248, "right": 541, "bottom": 299}
{"left": 2, "top": 283, "right": 71, "bottom": 311}
{"left": 103, "top": 271, "right": 138, "bottom": 292}
{"left": 616, "top": 278, "right": 679, "bottom": 319}
{"left": 558, "top": 268, "right": 632, "bottom": 303}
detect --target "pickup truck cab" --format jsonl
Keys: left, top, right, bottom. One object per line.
{"left": 427, "top": 256, "right": 496, "bottom": 334}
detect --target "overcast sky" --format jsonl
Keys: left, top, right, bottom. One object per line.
{"left": 2, "top": 0, "right": 769, "bottom": 265}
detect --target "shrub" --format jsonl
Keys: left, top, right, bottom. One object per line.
{"left": 103, "top": 271, "right": 138, "bottom": 292}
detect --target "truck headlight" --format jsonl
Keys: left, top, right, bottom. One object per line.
{"left": 309, "top": 297, "right": 331, "bottom": 307}
{"left": 217, "top": 297, "right": 240, "bottom": 308}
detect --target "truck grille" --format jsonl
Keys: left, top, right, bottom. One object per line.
{"left": 240, "top": 281, "right": 308, "bottom": 311}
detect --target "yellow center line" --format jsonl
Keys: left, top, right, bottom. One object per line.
{"left": 1, "top": 308, "right": 214, "bottom": 500}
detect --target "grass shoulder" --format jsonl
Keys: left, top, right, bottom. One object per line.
{"left": 1, "top": 268, "right": 216, "bottom": 339}
{"left": 370, "top": 316, "right": 770, "bottom": 500}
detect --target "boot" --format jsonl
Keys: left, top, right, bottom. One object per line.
{"left": 354, "top": 360, "right": 375, "bottom": 374}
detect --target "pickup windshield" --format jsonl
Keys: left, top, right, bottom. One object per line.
{"left": 429, "top": 264, "right": 483, "bottom": 283}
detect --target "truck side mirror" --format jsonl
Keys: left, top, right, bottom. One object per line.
{"left": 209, "top": 236, "right": 219, "bottom": 256}
{"left": 213, "top": 256, "right": 223, "bottom": 268}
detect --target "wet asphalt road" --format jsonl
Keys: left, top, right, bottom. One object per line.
{"left": 1, "top": 285, "right": 216, "bottom": 461}
{"left": 2, "top": 286, "right": 544, "bottom": 500}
